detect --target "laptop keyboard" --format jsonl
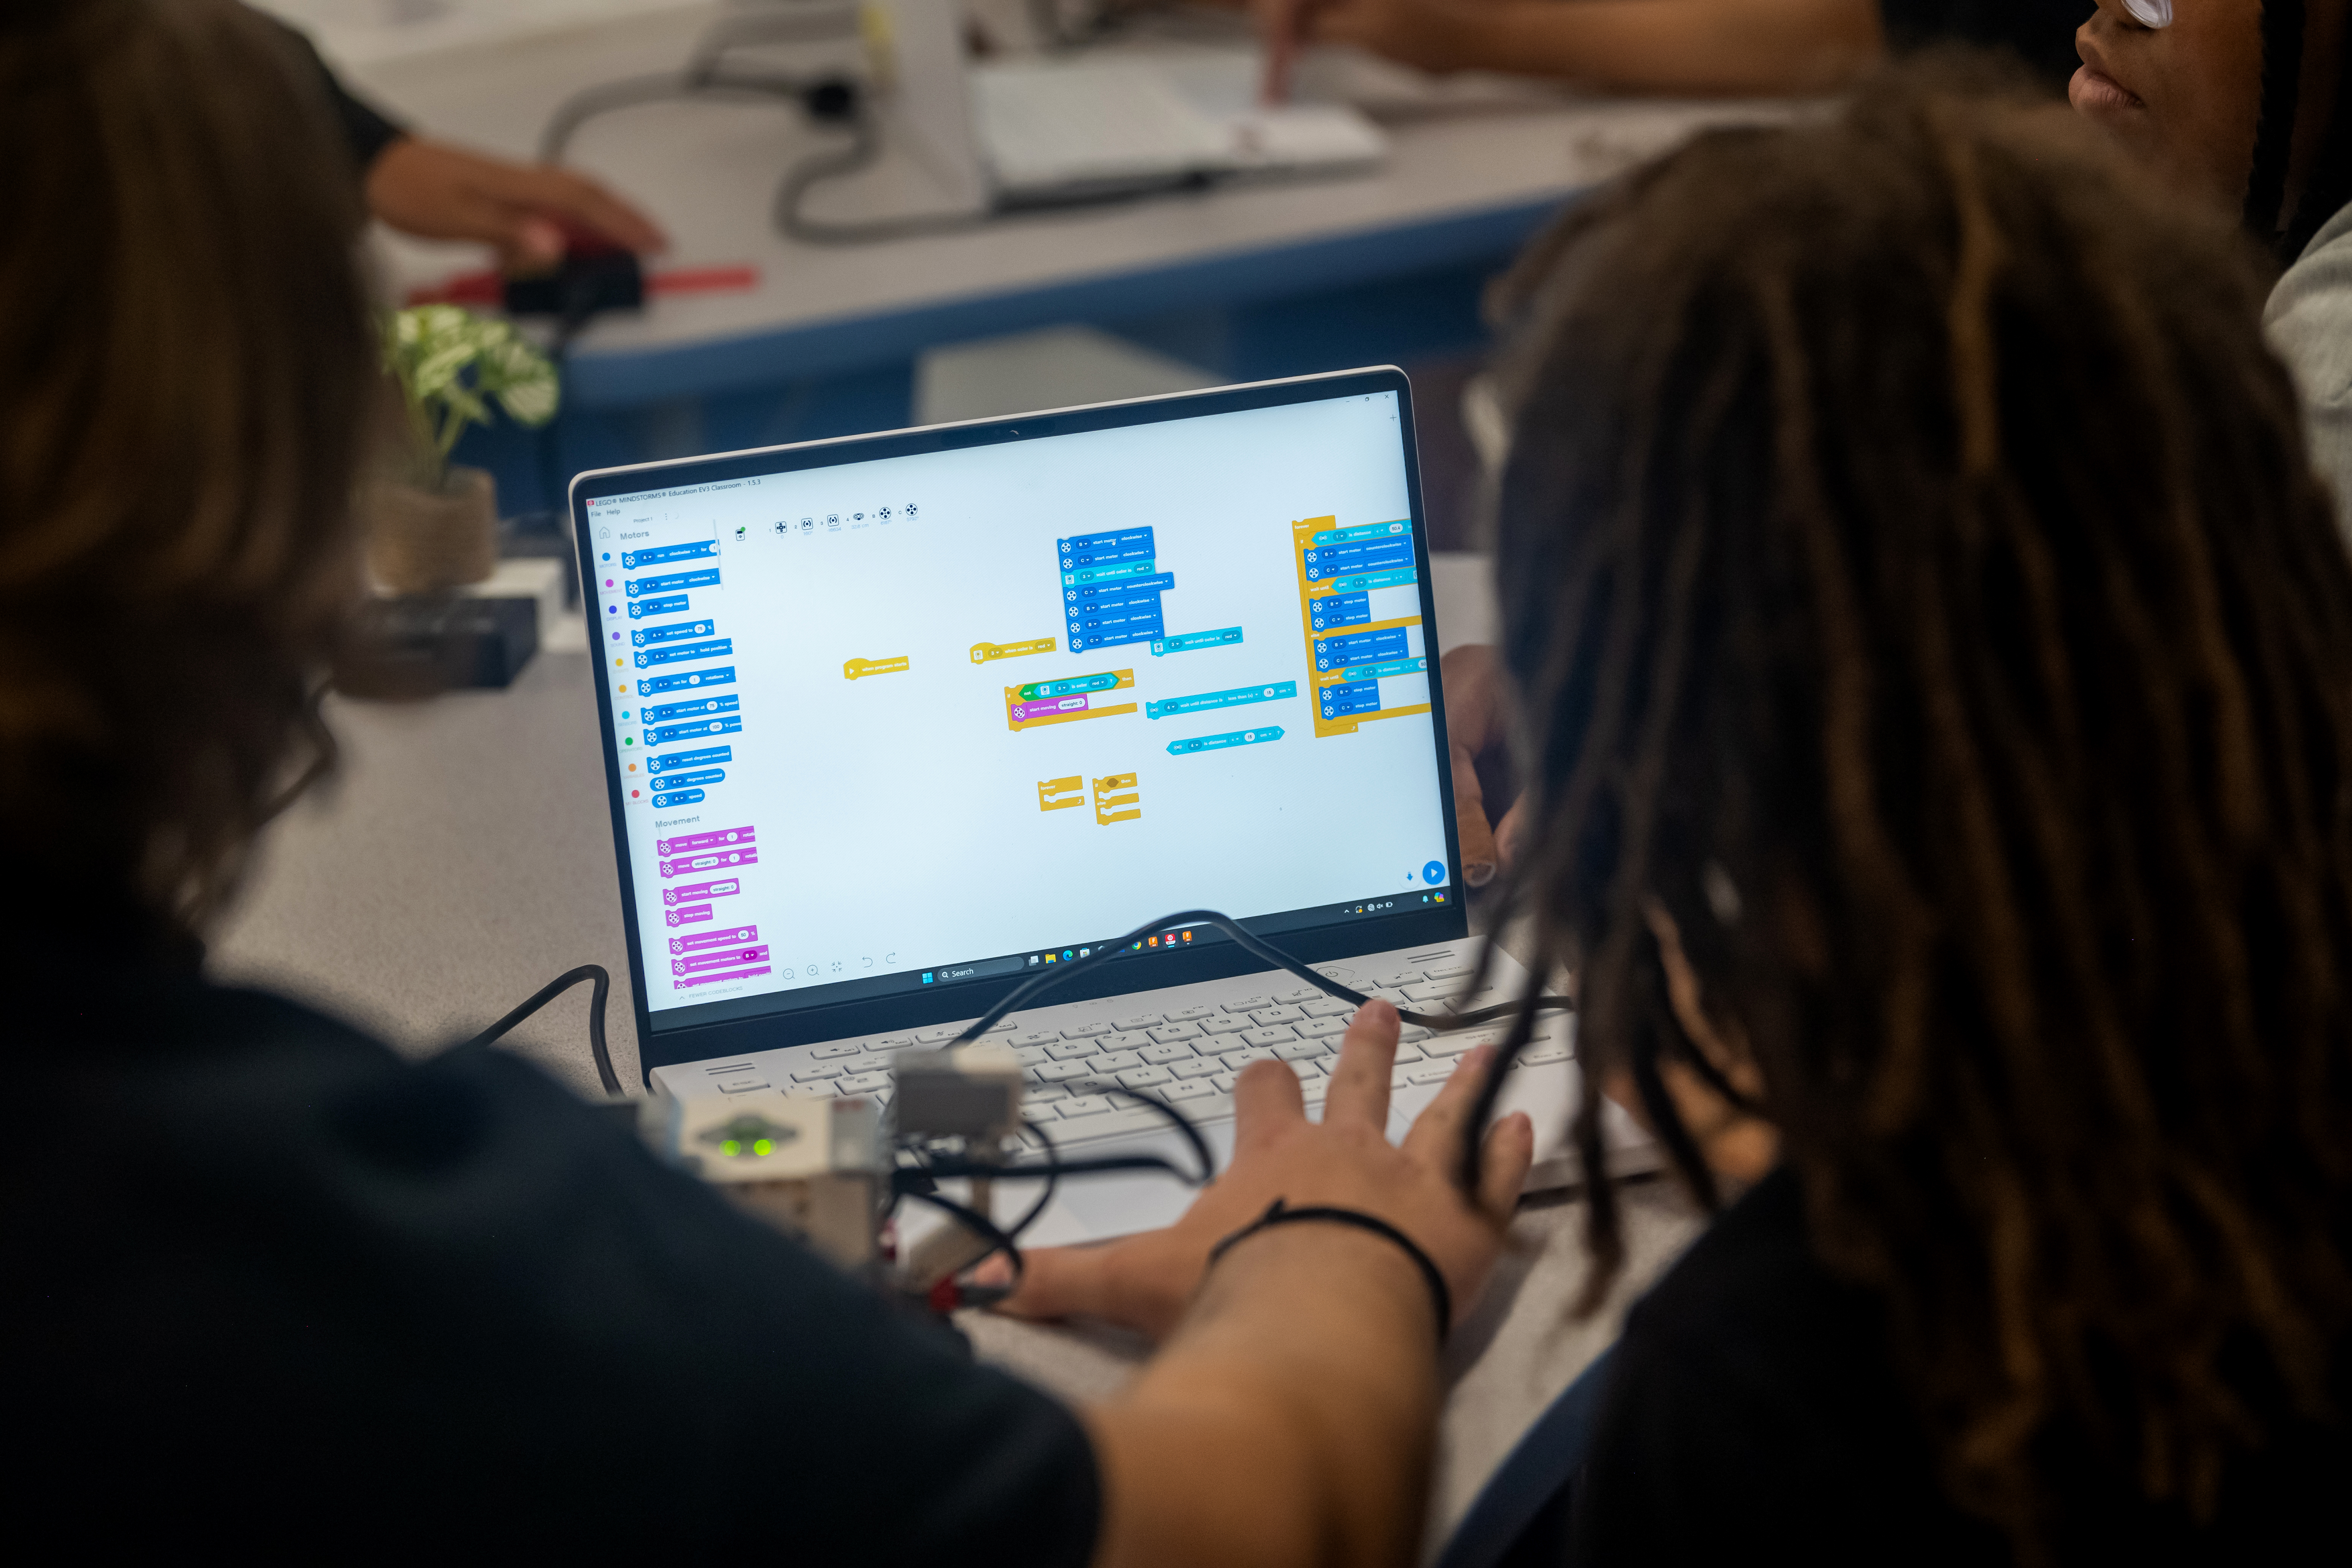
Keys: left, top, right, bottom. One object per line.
{"left": 770, "top": 962, "right": 1572, "bottom": 1145}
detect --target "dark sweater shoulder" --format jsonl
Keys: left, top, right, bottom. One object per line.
{"left": 1572, "top": 1169, "right": 2349, "bottom": 1566}
{"left": 1571, "top": 1170, "right": 1993, "bottom": 1565}
{"left": 3, "top": 963, "right": 1097, "bottom": 1563}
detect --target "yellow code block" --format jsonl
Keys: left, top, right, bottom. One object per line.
{"left": 1093, "top": 772, "right": 1141, "bottom": 826}
{"left": 843, "top": 656, "right": 910, "bottom": 680}
{"left": 971, "top": 637, "right": 1057, "bottom": 663}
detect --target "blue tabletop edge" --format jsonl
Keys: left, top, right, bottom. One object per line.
{"left": 565, "top": 194, "right": 1573, "bottom": 407}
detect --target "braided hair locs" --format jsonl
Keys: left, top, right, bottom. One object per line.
{"left": 1473, "top": 62, "right": 2352, "bottom": 1553}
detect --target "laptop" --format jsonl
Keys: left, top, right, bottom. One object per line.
{"left": 872, "top": 0, "right": 1387, "bottom": 212}
{"left": 569, "top": 367, "right": 1652, "bottom": 1246}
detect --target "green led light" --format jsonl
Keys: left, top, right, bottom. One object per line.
{"left": 721, "top": 1139, "right": 740, "bottom": 1155}
{"left": 753, "top": 1138, "right": 771, "bottom": 1155}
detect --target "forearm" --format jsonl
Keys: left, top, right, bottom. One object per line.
{"left": 1449, "top": 0, "right": 1883, "bottom": 96}
{"left": 1084, "top": 1227, "right": 1440, "bottom": 1568}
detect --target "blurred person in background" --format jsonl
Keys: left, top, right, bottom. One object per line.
{"left": 1450, "top": 0, "right": 2352, "bottom": 877}
{"left": 257, "top": 3, "right": 665, "bottom": 269}
{"left": 2070, "top": 0, "right": 2352, "bottom": 541}
{"left": 1253, "top": 0, "right": 2087, "bottom": 100}
{"left": 2, "top": 3, "right": 1536, "bottom": 1557}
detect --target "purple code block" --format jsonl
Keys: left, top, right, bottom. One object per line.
{"left": 662, "top": 877, "right": 741, "bottom": 906}
{"left": 657, "top": 824, "right": 756, "bottom": 856}
{"left": 672, "top": 944, "right": 769, "bottom": 976}
{"left": 670, "top": 925, "right": 756, "bottom": 955}
{"left": 674, "top": 965, "right": 771, "bottom": 990}
{"left": 659, "top": 847, "right": 758, "bottom": 880}
{"left": 1010, "top": 695, "right": 1089, "bottom": 722}
{"left": 663, "top": 903, "right": 714, "bottom": 926}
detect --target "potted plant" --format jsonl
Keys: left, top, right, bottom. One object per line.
{"left": 371, "top": 304, "right": 560, "bottom": 592}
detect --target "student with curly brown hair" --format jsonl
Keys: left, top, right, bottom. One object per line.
{"left": 0, "top": 3, "right": 1532, "bottom": 1559}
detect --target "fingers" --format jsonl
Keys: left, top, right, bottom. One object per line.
{"left": 1477, "top": 1111, "right": 1535, "bottom": 1220}
{"left": 984, "top": 1240, "right": 1117, "bottom": 1322}
{"left": 1494, "top": 792, "right": 1527, "bottom": 873}
{"left": 367, "top": 138, "right": 668, "bottom": 259}
{"left": 1438, "top": 644, "right": 1505, "bottom": 753}
{"left": 1400, "top": 1041, "right": 1495, "bottom": 1171}
{"left": 1453, "top": 741, "right": 1498, "bottom": 887}
{"left": 1254, "top": 0, "right": 1304, "bottom": 102}
{"left": 1231, "top": 1056, "right": 1306, "bottom": 1154}
{"left": 493, "top": 164, "right": 670, "bottom": 255}
{"left": 1321, "top": 999, "right": 1400, "bottom": 1129}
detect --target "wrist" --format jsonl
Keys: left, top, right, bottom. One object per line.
{"left": 1207, "top": 1206, "right": 1445, "bottom": 1344}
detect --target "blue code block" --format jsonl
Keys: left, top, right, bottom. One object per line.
{"left": 656, "top": 767, "right": 725, "bottom": 790}
{"left": 1069, "top": 604, "right": 1164, "bottom": 643}
{"left": 650, "top": 788, "right": 705, "bottom": 808}
{"left": 1314, "top": 627, "right": 1408, "bottom": 672}
{"left": 1310, "top": 591, "right": 1370, "bottom": 631}
{"left": 1067, "top": 572, "right": 1175, "bottom": 605}
{"left": 1062, "top": 560, "right": 1159, "bottom": 587}
{"left": 642, "top": 693, "right": 740, "bottom": 724}
{"left": 630, "top": 618, "right": 716, "bottom": 648}
{"left": 1301, "top": 538, "right": 1413, "bottom": 582}
{"left": 621, "top": 541, "right": 716, "bottom": 569}
{"left": 637, "top": 666, "right": 735, "bottom": 696}
{"left": 1310, "top": 520, "right": 1412, "bottom": 547}
{"left": 635, "top": 637, "right": 734, "bottom": 669}
{"left": 627, "top": 594, "right": 688, "bottom": 620}
{"left": 650, "top": 746, "right": 732, "bottom": 774}
{"left": 1059, "top": 528, "right": 1155, "bottom": 567}
{"left": 1318, "top": 680, "right": 1381, "bottom": 719}
{"left": 647, "top": 714, "right": 744, "bottom": 746}
{"left": 626, "top": 567, "right": 721, "bottom": 596}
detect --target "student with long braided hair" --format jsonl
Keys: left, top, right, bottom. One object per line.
{"left": 1459, "top": 65, "right": 2352, "bottom": 1560}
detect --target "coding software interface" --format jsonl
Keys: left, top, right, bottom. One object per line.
{"left": 584, "top": 390, "right": 1453, "bottom": 1025}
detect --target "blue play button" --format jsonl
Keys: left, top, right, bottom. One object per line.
{"left": 1422, "top": 861, "right": 1445, "bottom": 885}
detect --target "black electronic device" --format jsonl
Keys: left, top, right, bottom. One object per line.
{"left": 335, "top": 594, "right": 538, "bottom": 698}
{"left": 503, "top": 247, "right": 645, "bottom": 324}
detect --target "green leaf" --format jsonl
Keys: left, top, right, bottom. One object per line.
{"left": 379, "top": 305, "right": 563, "bottom": 471}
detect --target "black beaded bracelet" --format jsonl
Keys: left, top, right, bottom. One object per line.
{"left": 1207, "top": 1198, "right": 1451, "bottom": 1343}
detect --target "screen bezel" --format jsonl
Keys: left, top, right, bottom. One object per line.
{"left": 571, "top": 365, "right": 1470, "bottom": 1081}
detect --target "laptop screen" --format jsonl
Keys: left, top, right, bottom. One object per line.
{"left": 579, "top": 378, "right": 1456, "bottom": 1039}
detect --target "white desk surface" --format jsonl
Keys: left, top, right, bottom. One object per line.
{"left": 208, "top": 549, "right": 1700, "bottom": 1555}
{"left": 344, "top": 6, "right": 1786, "bottom": 401}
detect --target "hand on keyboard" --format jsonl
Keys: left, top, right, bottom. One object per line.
{"left": 982, "top": 999, "right": 1535, "bottom": 1341}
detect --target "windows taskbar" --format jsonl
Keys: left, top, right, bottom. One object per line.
{"left": 928, "top": 887, "right": 1455, "bottom": 987}
{"left": 647, "top": 885, "right": 1456, "bottom": 1034}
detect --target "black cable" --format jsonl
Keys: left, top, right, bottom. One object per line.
{"left": 771, "top": 112, "right": 1002, "bottom": 246}
{"left": 953, "top": 909, "right": 1575, "bottom": 1040}
{"left": 1006, "top": 1114, "right": 1063, "bottom": 1241}
{"left": 463, "top": 965, "right": 619, "bottom": 1097}
{"left": 915, "top": 1151, "right": 1203, "bottom": 1184}
{"left": 540, "top": 68, "right": 821, "bottom": 164}
{"left": 1059, "top": 1078, "right": 1216, "bottom": 1181}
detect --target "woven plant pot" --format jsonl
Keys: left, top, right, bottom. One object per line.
{"left": 368, "top": 464, "right": 498, "bottom": 592}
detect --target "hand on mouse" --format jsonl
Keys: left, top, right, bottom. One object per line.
{"left": 365, "top": 136, "right": 668, "bottom": 272}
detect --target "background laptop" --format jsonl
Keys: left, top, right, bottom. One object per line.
{"left": 874, "top": 0, "right": 1387, "bottom": 211}
{"left": 569, "top": 367, "right": 1649, "bottom": 1245}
